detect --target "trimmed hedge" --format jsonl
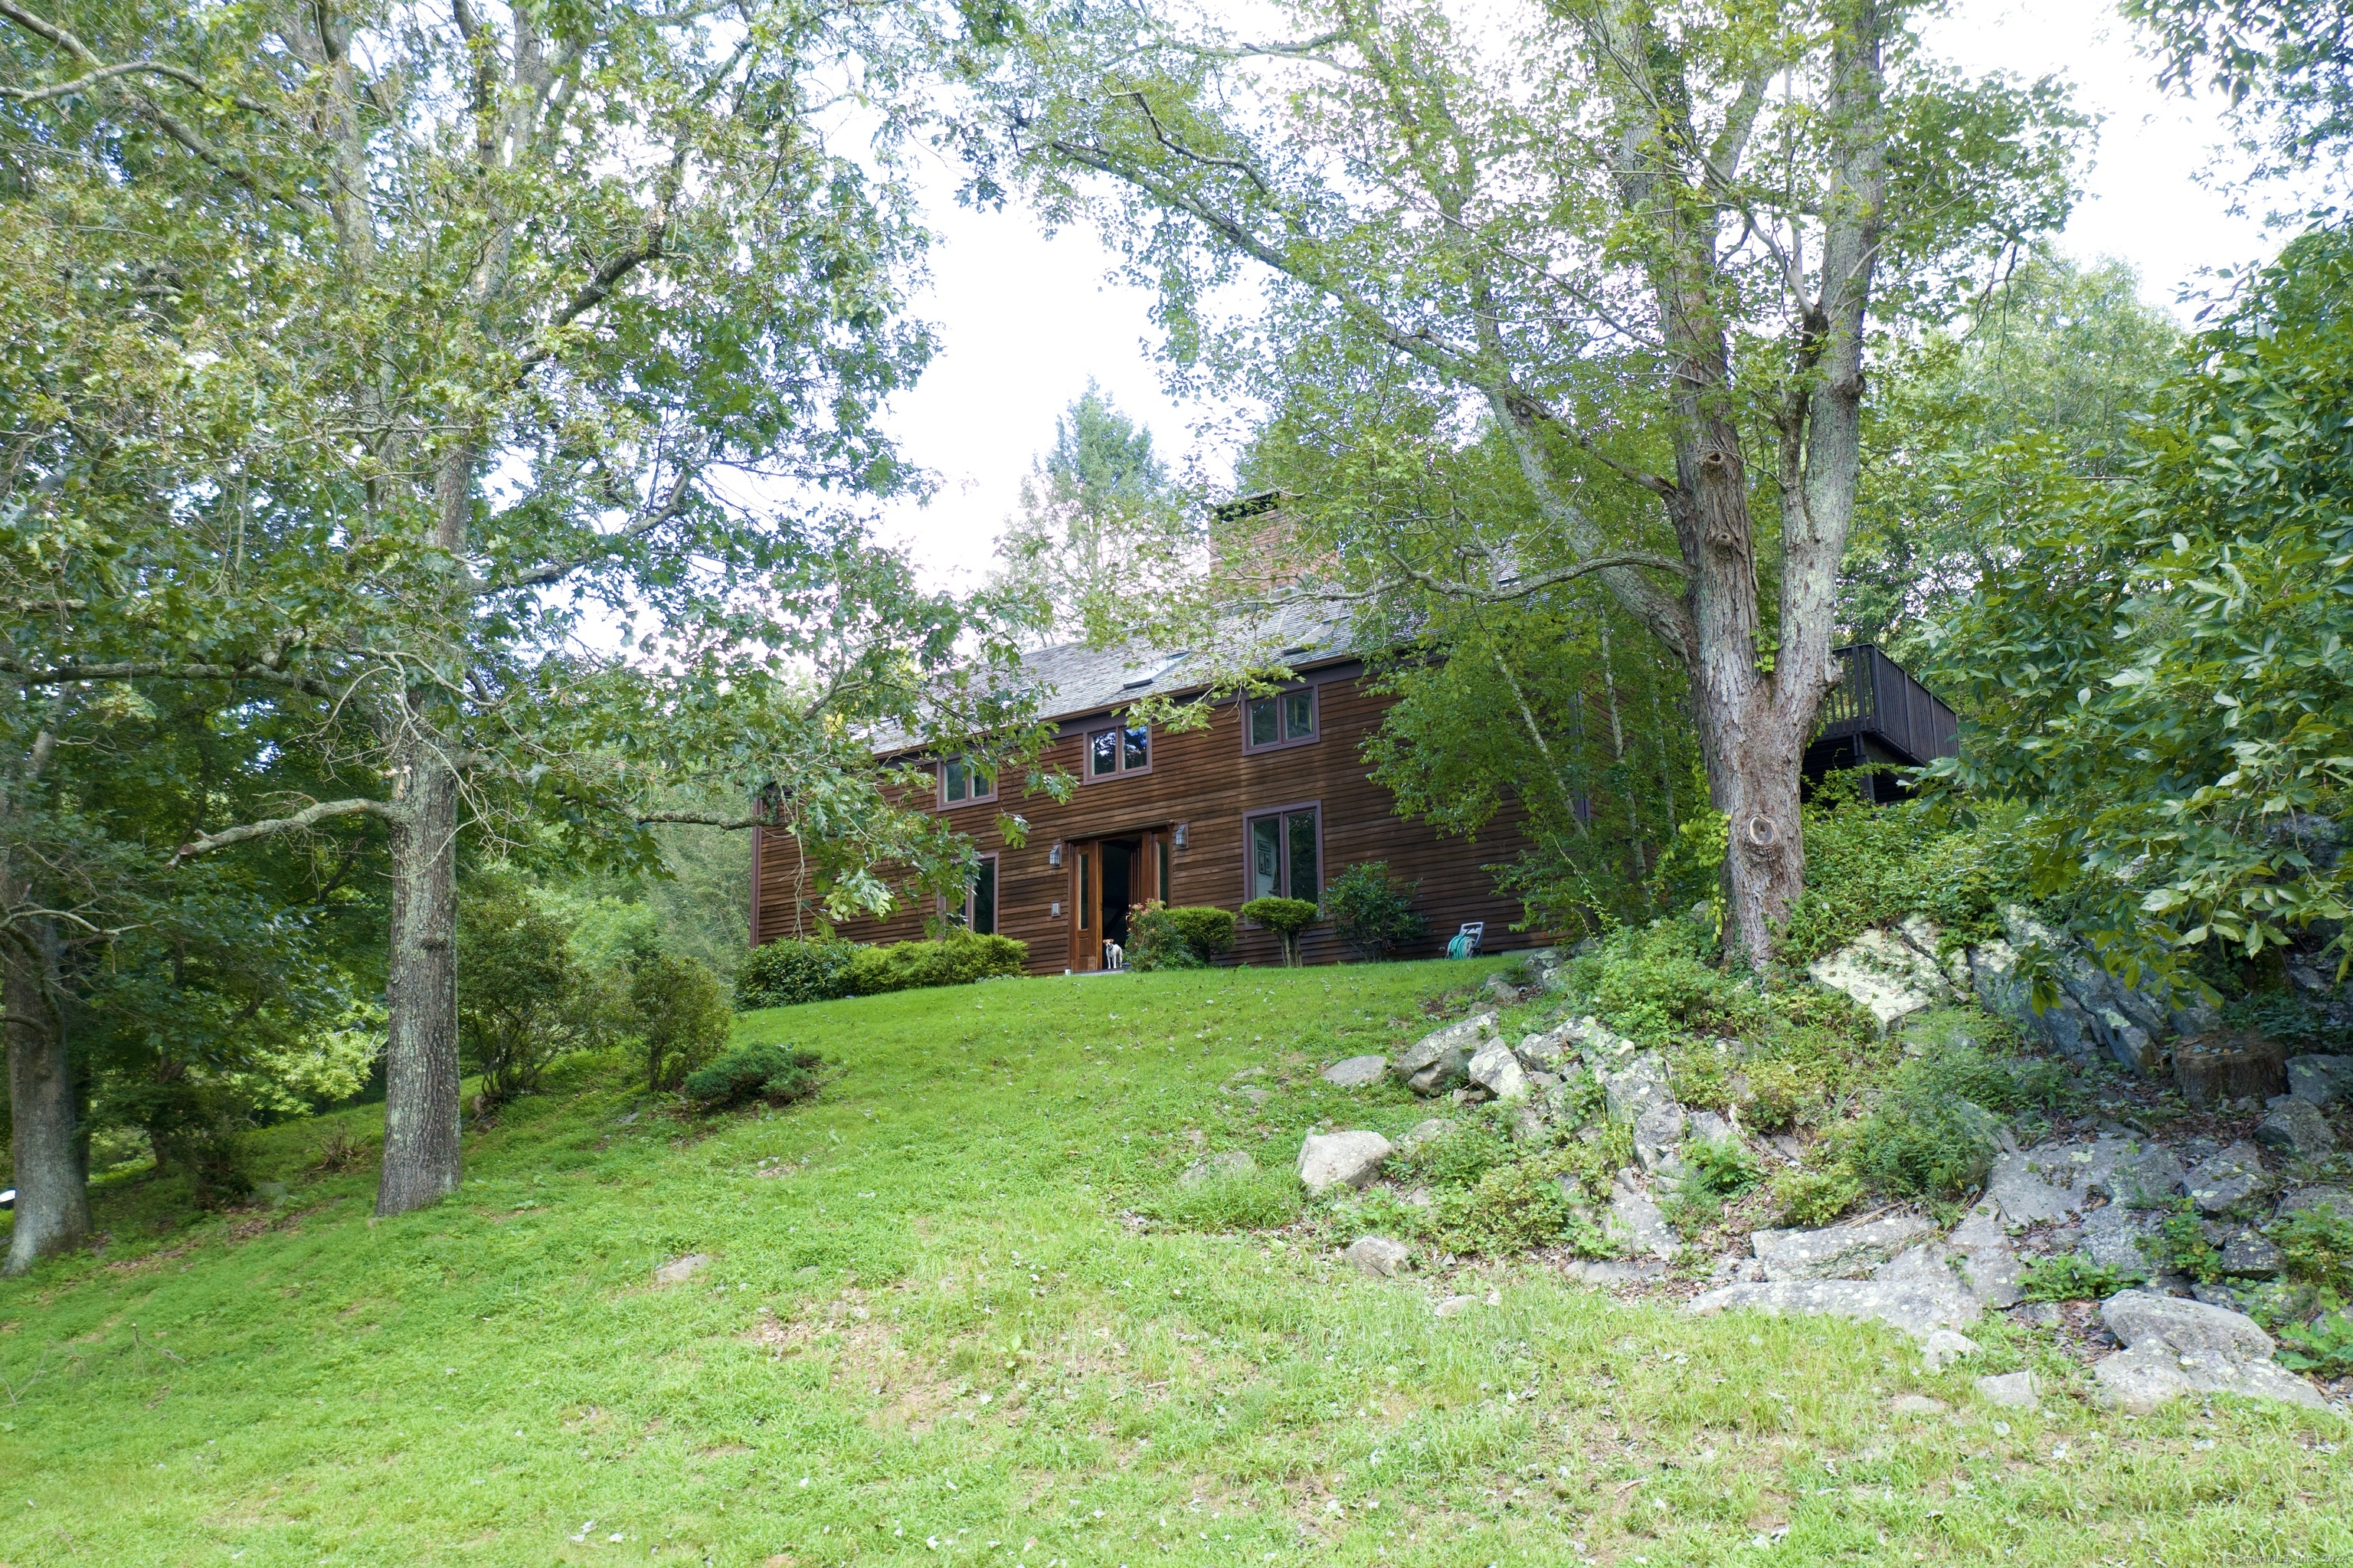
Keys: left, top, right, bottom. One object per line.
{"left": 735, "top": 937, "right": 862, "bottom": 1009}
{"left": 847, "top": 932, "right": 1027, "bottom": 994}
{"left": 736, "top": 931, "right": 1028, "bottom": 1009}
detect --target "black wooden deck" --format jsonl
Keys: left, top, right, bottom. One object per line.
{"left": 1803, "top": 643, "right": 1959, "bottom": 802}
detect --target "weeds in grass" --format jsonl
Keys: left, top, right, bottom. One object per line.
{"left": 308, "top": 1121, "right": 375, "bottom": 1174}
{"left": 1147, "top": 1167, "right": 1303, "bottom": 1232}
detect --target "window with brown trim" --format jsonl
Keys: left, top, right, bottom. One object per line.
{"left": 1083, "top": 721, "right": 1150, "bottom": 781}
{"left": 947, "top": 853, "right": 998, "bottom": 936}
{"left": 1243, "top": 803, "right": 1320, "bottom": 904}
{"left": 1242, "top": 685, "right": 1318, "bottom": 752}
{"left": 940, "top": 755, "right": 997, "bottom": 807}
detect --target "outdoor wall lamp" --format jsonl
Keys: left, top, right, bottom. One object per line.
{"left": 1048, "top": 842, "right": 1063, "bottom": 866}
{"left": 1173, "top": 823, "right": 1189, "bottom": 849}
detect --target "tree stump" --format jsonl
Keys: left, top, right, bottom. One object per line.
{"left": 2172, "top": 1030, "right": 2287, "bottom": 1110}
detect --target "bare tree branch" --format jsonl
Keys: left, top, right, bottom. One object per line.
{"left": 172, "top": 797, "right": 398, "bottom": 863}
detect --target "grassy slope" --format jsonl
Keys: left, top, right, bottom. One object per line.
{"left": 3, "top": 960, "right": 2347, "bottom": 1567}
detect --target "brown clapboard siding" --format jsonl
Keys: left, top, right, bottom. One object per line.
{"left": 753, "top": 667, "right": 1541, "bottom": 974}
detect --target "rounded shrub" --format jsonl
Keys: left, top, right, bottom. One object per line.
{"left": 681, "top": 1043, "right": 823, "bottom": 1113}
{"left": 1241, "top": 895, "right": 1319, "bottom": 966}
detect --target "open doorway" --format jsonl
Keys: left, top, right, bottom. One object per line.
{"left": 1099, "top": 837, "right": 1136, "bottom": 954}
{"left": 1065, "top": 828, "right": 1170, "bottom": 970}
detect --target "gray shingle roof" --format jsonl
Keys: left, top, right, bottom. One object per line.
{"left": 869, "top": 601, "right": 1357, "bottom": 757}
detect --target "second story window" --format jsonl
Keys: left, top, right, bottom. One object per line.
{"left": 1244, "top": 686, "right": 1317, "bottom": 751}
{"left": 1085, "top": 722, "right": 1150, "bottom": 781}
{"left": 941, "top": 756, "right": 996, "bottom": 807}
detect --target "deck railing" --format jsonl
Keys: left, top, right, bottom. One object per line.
{"left": 1814, "top": 643, "right": 1959, "bottom": 767}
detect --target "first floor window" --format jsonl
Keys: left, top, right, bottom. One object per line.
{"left": 1245, "top": 805, "right": 1320, "bottom": 903}
{"left": 953, "top": 853, "right": 998, "bottom": 935}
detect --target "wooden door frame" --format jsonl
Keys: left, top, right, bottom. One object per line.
{"left": 1065, "top": 828, "right": 1170, "bottom": 971}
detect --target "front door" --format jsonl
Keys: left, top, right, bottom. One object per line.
{"left": 1067, "top": 833, "right": 1165, "bottom": 971}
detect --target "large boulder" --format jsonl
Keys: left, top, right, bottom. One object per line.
{"left": 2287, "top": 1054, "right": 2353, "bottom": 1106}
{"left": 1392, "top": 1013, "right": 1497, "bottom": 1097}
{"left": 2079, "top": 1203, "right": 2164, "bottom": 1275}
{"left": 2277, "top": 1185, "right": 2353, "bottom": 1222}
{"left": 2096, "top": 1143, "right": 2188, "bottom": 1209}
{"left": 2090, "top": 1289, "right": 2322, "bottom": 1413}
{"left": 2186, "top": 1141, "right": 2270, "bottom": 1214}
{"left": 1344, "top": 1235, "right": 1412, "bottom": 1278}
{"left": 2256, "top": 1095, "right": 2337, "bottom": 1159}
{"left": 1296, "top": 1131, "right": 1393, "bottom": 1193}
{"left": 1605, "top": 1170, "right": 1680, "bottom": 1261}
{"left": 1806, "top": 922, "right": 1955, "bottom": 1033}
{"left": 1750, "top": 1214, "right": 1934, "bottom": 1282}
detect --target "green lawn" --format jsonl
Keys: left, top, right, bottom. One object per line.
{"left": 3, "top": 960, "right": 2347, "bottom": 1566}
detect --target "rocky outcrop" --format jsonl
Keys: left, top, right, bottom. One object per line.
{"left": 1686, "top": 1275, "right": 1980, "bottom": 1340}
{"left": 2186, "top": 1141, "right": 2270, "bottom": 1213}
{"left": 1805, "top": 918, "right": 1958, "bottom": 1033}
{"left": 1391, "top": 1013, "right": 1497, "bottom": 1096}
{"left": 1466, "top": 1039, "right": 1530, "bottom": 1102}
{"left": 2089, "top": 1290, "right": 2325, "bottom": 1413}
{"left": 1750, "top": 1215, "right": 1934, "bottom": 1282}
{"left": 2287, "top": 1054, "right": 2353, "bottom": 1106}
{"left": 2256, "top": 1095, "right": 2337, "bottom": 1158}
{"left": 1806, "top": 905, "right": 2224, "bottom": 1075}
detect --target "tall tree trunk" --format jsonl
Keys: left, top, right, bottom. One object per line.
{"left": 4, "top": 916, "right": 87, "bottom": 1275}
{"left": 375, "top": 731, "right": 462, "bottom": 1217}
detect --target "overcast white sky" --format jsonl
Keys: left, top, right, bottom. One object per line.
{"left": 864, "top": 0, "right": 2276, "bottom": 590}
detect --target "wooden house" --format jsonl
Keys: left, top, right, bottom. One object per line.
{"left": 751, "top": 614, "right": 1543, "bottom": 972}
{"left": 748, "top": 627, "right": 1959, "bottom": 974}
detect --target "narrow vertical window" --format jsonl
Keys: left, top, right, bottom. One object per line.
{"left": 1078, "top": 851, "right": 1091, "bottom": 928}
{"left": 1283, "top": 689, "right": 1314, "bottom": 740}
{"left": 1286, "top": 810, "right": 1319, "bottom": 902}
{"left": 1122, "top": 725, "right": 1149, "bottom": 771}
{"left": 1156, "top": 839, "right": 1170, "bottom": 904}
{"left": 970, "top": 856, "right": 997, "bottom": 937}
{"left": 1248, "top": 697, "right": 1278, "bottom": 747}
{"left": 1250, "top": 817, "right": 1282, "bottom": 900}
{"left": 944, "top": 757, "right": 969, "bottom": 803}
